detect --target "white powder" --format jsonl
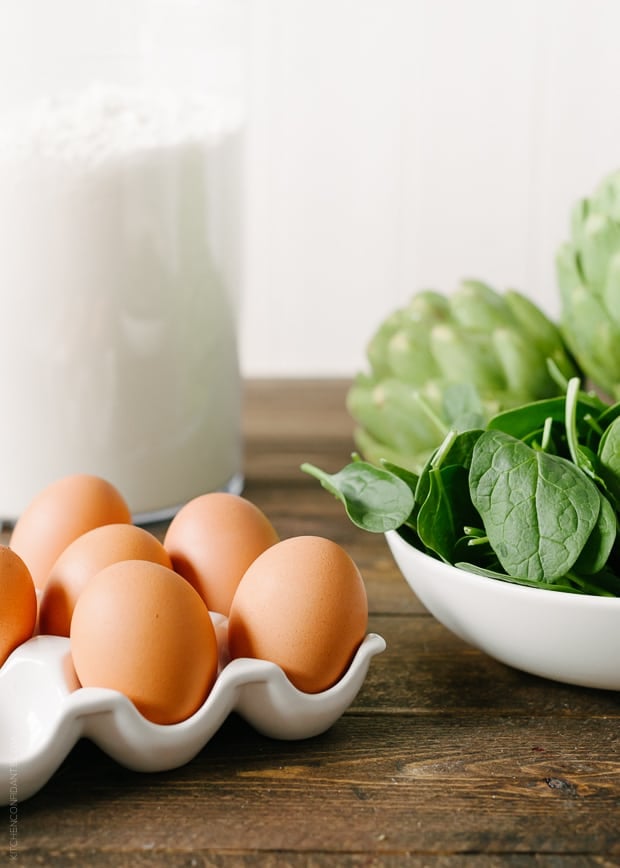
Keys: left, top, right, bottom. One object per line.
{"left": 0, "top": 86, "right": 244, "bottom": 520}
{"left": 0, "top": 85, "right": 241, "bottom": 160}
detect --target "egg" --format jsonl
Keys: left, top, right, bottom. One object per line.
{"left": 0, "top": 545, "right": 37, "bottom": 666}
{"left": 10, "top": 474, "right": 132, "bottom": 590}
{"left": 70, "top": 560, "right": 218, "bottom": 725}
{"left": 39, "top": 524, "right": 173, "bottom": 637}
{"left": 163, "top": 492, "right": 279, "bottom": 616}
{"left": 228, "top": 535, "right": 368, "bottom": 693}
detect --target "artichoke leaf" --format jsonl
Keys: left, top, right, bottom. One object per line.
{"left": 449, "top": 279, "right": 512, "bottom": 331}
{"left": 556, "top": 242, "right": 584, "bottom": 305}
{"left": 504, "top": 289, "right": 577, "bottom": 379}
{"left": 492, "top": 327, "right": 555, "bottom": 397}
{"left": 387, "top": 321, "right": 441, "bottom": 384}
{"left": 579, "top": 212, "right": 620, "bottom": 298}
{"left": 603, "top": 250, "right": 620, "bottom": 327}
{"left": 561, "top": 286, "right": 620, "bottom": 398}
{"left": 346, "top": 377, "right": 448, "bottom": 455}
{"left": 431, "top": 325, "right": 504, "bottom": 393}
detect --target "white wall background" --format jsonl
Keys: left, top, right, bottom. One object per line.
{"left": 238, "top": 0, "right": 620, "bottom": 377}
{"left": 4, "top": 0, "right": 619, "bottom": 379}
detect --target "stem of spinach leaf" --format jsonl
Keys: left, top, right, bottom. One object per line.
{"left": 540, "top": 415, "right": 553, "bottom": 452}
{"left": 565, "top": 376, "right": 581, "bottom": 467}
{"left": 430, "top": 428, "right": 458, "bottom": 469}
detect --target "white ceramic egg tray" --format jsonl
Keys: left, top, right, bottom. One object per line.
{"left": 0, "top": 613, "right": 385, "bottom": 804}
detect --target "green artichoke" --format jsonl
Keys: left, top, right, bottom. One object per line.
{"left": 556, "top": 169, "right": 620, "bottom": 400}
{"left": 347, "top": 280, "right": 578, "bottom": 473}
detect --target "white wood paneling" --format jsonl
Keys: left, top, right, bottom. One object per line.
{"left": 239, "top": 0, "right": 620, "bottom": 376}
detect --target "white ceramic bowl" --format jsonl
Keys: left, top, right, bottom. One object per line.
{"left": 386, "top": 529, "right": 620, "bottom": 691}
{"left": 0, "top": 615, "right": 385, "bottom": 804}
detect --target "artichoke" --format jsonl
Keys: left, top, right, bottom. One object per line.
{"left": 347, "top": 280, "right": 578, "bottom": 473}
{"left": 556, "top": 169, "right": 620, "bottom": 399}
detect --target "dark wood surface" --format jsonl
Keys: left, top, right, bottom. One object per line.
{"left": 5, "top": 379, "right": 620, "bottom": 866}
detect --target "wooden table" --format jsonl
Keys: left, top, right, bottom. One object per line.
{"left": 7, "top": 379, "right": 620, "bottom": 866}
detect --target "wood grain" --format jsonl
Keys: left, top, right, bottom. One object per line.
{"left": 6, "top": 380, "right": 620, "bottom": 864}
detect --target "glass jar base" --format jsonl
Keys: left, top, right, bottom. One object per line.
{"left": 132, "top": 471, "right": 245, "bottom": 526}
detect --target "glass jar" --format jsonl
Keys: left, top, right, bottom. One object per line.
{"left": 0, "top": 0, "right": 246, "bottom": 521}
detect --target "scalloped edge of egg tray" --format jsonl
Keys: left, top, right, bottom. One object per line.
{"left": 0, "top": 612, "right": 385, "bottom": 804}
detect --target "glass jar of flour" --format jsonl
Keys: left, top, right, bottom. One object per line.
{"left": 0, "top": 1, "right": 245, "bottom": 521}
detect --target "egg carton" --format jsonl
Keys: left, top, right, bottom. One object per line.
{"left": 0, "top": 614, "right": 385, "bottom": 804}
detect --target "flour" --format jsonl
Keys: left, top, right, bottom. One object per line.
{"left": 0, "top": 86, "right": 244, "bottom": 520}
{"left": 0, "top": 86, "right": 240, "bottom": 158}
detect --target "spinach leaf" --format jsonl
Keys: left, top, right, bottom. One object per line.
{"left": 440, "top": 428, "right": 484, "bottom": 468}
{"left": 596, "top": 400, "right": 620, "bottom": 432}
{"left": 413, "top": 431, "right": 456, "bottom": 519}
{"left": 380, "top": 461, "right": 419, "bottom": 492}
{"left": 455, "top": 562, "right": 584, "bottom": 593}
{"left": 469, "top": 430, "right": 601, "bottom": 580}
{"left": 576, "top": 564, "right": 620, "bottom": 596}
{"left": 300, "top": 460, "right": 414, "bottom": 532}
{"left": 416, "top": 464, "right": 479, "bottom": 562}
{"left": 414, "top": 428, "right": 483, "bottom": 530}
{"left": 458, "top": 561, "right": 618, "bottom": 596}
{"left": 563, "top": 570, "right": 618, "bottom": 597}
{"left": 488, "top": 388, "right": 603, "bottom": 442}
{"left": 598, "top": 415, "right": 620, "bottom": 504}
{"left": 487, "top": 396, "right": 568, "bottom": 439}
{"left": 573, "top": 491, "right": 617, "bottom": 574}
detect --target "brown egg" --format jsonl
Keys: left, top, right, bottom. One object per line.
{"left": 0, "top": 545, "right": 38, "bottom": 666}
{"left": 70, "top": 560, "right": 218, "bottom": 725}
{"left": 10, "top": 473, "right": 132, "bottom": 590}
{"left": 39, "top": 524, "right": 173, "bottom": 637}
{"left": 228, "top": 535, "right": 368, "bottom": 693}
{"left": 163, "top": 492, "right": 279, "bottom": 616}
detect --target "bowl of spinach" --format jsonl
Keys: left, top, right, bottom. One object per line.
{"left": 303, "top": 378, "right": 620, "bottom": 690}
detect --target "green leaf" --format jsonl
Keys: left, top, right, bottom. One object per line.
{"left": 596, "top": 400, "right": 620, "bottom": 431}
{"left": 300, "top": 460, "right": 414, "bottom": 533}
{"left": 352, "top": 425, "right": 430, "bottom": 476}
{"left": 455, "top": 562, "right": 584, "bottom": 593}
{"left": 430, "top": 324, "right": 504, "bottom": 393}
{"left": 380, "top": 461, "right": 419, "bottom": 492}
{"left": 442, "top": 428, "right": 484, "bottom": 469}
{"left": 556, "top": 241, "right": 583, "bottom": 306}
{"left": 488, "top": 397, "right": 567, "bottom": 439}
{"left": 504, "top": 289, "right": 575, "bottom": 373}
{"left": 579, "top": 212, "right": 620, "bottom": 297}
{"left": 365, "top": 311, "right": 406, "bottom": 378}
{"left": 469, "top": 430, "right": 601, "bottom": 580}
{"left": 598, "top": 415, "right": 620, "bottom": 504}
{"left": 561, "top": 285, "right": 620, "bottom": 399}
{"left": 602, "top": 250, "right": 620, "bottom": 327}
{"left": 387, "top": 321, "right": 440, "bottom": 384}
{"left": 346, "top": 377, "right": 448, "bottom": 455}
{"left": 449, "top": 280, "right": 510, "bottom": 330}
{"left": 576, "top": 564, "right": 620, "bottom": 596}
{"left": 488, "top": 392, "right": 602, "bottom": 441}
{"left": 492, "top": 327, "right": 552, "bottom": 396}
{"left": 416, "top": 464, "right": 478, "bottom": 562}
{"left": 414, "top": 428, "right": 482, "bottom": 512}
{"left": 573, "top": 492, "right": 617, "bottom": 575}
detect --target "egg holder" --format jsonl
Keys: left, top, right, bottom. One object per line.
{"left": 0, "top": 613, "right": 385, "bottom": 804}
